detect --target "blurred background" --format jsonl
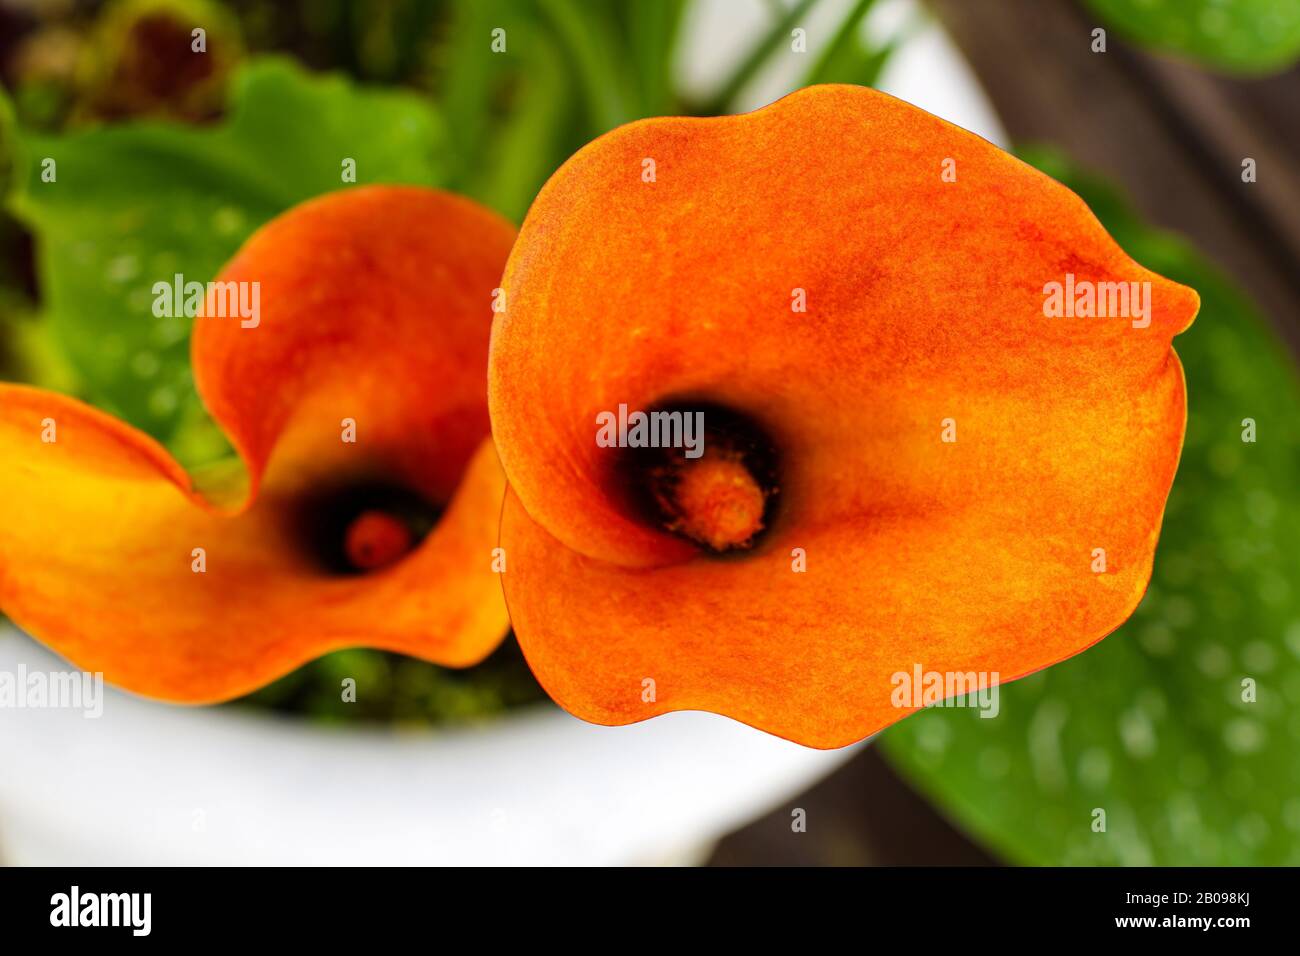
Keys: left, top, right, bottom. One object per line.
{"left": 0, "top": 0, "right": 1297, "bottom": 865}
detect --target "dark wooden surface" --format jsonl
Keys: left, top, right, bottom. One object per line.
{"left": 709, "top": 0, "right": 1300, "bottom": 866}
{"left": 709, "top": 746, "right": 997, "bottom": 866}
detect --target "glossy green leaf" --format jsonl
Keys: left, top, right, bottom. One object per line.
{"left": 1086, "top": 0, "right": 1300, "bottom": 73}
{"left": 8, "top": 58, "right": 448, "bottom": 452}
{"left": 880, "top": 148, "right": 1300, "bottom": 865}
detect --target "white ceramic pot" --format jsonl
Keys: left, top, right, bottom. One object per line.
{"left": 0, "top": 629, "right": 855, "bottom": 865}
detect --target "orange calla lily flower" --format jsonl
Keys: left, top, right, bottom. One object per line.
{"left": 488, "top": 85, "right": 1200, "bottom": 749}
{"left": 1, "top": 186, "right": 516, "bottom": 702}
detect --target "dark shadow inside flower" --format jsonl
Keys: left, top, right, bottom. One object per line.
{"left": 292, "top": 478, "right": 442, "bottom": 575}
{"left": 611, "top": 398, "right": 783, "bottom": 557}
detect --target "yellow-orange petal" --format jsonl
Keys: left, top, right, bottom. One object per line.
{"left": 489, "top": 85, "right": 1199, "bottom": 747}
{"left": 0, "top": 387, "right": 509, "bottom": 701}
{"left": 1, "top": 186, "right": 515, "bottom": 700}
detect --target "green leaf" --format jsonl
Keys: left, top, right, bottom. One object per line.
{"left": 1085, "top": 0, "right": 1300, "bottom": 74}
{"left": 622, "top": 0, "right": 689, "bottom": 115}
{"left": 0, "top": 86, "right": 16, "bottom": 199}
{"left": 803, "top": 0, "right": 879, "bottom": 85}
{"left": 437, "top": 0, "right": 521, "bottom": 191}
{"left": 536, "top": 0, "right": 635, "bottom": 132}
{"left": 472, "top": 30, "right": 574, "bottom": 224}
{"left": 8, "top": 57, "right": 448, "bottom": 454}
{"left": 879, "top": 147, "right": 1300, "bottom": 865}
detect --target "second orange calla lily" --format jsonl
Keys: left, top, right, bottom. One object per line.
{"left": 488, "top": 85, "right": 1199, "bottom": 748}
{"left": 0, "top": 186, "right": 515, "bottom": 702}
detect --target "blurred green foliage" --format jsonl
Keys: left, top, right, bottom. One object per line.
{"left": 1086, "top": 0, "right": 1300, "bottom": 73}
{"left": 881, "top": 148, "right": 1300, "bottom": 865}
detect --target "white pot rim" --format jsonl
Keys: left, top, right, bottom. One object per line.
{"left": 0, "top": 630, "right": 857, "bottom": 865}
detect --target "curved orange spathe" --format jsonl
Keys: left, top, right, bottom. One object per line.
{"left": 488, "top": 85, "right": 1199, "bottom": 749}
{"left": 0, "top": 186, "right": 516, "bottom": 702}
